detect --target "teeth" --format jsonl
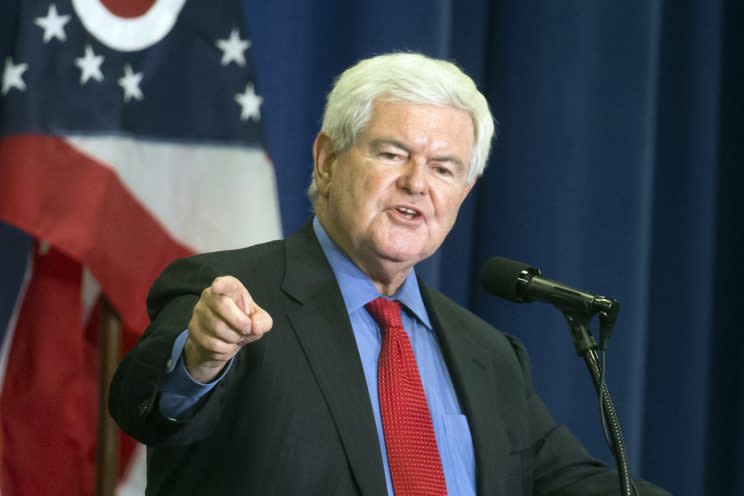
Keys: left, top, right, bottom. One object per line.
{"left": 396, "top": 207, "right": 418, "bottom": 217}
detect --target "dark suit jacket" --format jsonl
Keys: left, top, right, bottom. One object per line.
{"left": 109, "top": 222, "right": 668, "bottom": 495}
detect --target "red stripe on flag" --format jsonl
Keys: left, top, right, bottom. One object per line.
{"left": 1, "top": 246, "right": 96, "bottom": 495}
{"left": 0, "top": 134, "right": 194, "bottom": 333}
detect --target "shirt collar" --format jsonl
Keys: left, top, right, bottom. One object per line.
{"left": 313, "top": 217, "right": 431, "bottom": 329}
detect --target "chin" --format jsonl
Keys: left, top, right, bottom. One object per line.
{"left": 377, "top": 245, "right": 429, "bottom": 265}
{"left": 370, "top": 233, "right": 432, "bottom": 264}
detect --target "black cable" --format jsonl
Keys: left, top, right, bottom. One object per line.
{"left": 598, "top": 350, "right": 612, "bottom": 449}
{"left": 598, "top": 311, "right": 639, "bottom": 496}
{"left": 597, "top": 349, "right": 640, "bottom": 496}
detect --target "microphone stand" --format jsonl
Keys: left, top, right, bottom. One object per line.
{"left": 562, "top": 310, "right": 634, "bottom": 496}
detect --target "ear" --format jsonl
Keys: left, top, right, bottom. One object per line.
{"left": 455, "top": 173, "right": 477, "bottom": 202}
{"left": 463, "top": 178, "right": 476, "bottom": 198}
{"left": 312, "top": 132, "right": 337, "bottom": 197}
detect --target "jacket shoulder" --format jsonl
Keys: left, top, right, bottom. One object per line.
{"left": 421, "top": 284, "right": 534, "bottom": 379}
{"left": 147, "top": 238, "right": 286, "bottom": 319}
{"left": 422, "top": 285, "right": 507, "bottom": 343}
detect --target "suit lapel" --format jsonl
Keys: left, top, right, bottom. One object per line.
{"left": 282, "top": 224, "right": 387, "bottom": 496}
{"left": 421, "top": 284, "right": 512, "bottom": 496}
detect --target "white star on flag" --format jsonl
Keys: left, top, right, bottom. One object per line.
{"left": 118, "top": 64, "right": 144, "bottom": 102}
{"left": 2, "top": 57, "right": 29, "bottom": 95}
{"left": 235, "top": 83, "right": 263, "bottom": 121}
{"left": 34, "top": 4, "right": 71, "bottom": 43}
{"left": 216, "top": 29, "right": 251, "bottom": 66}
{"left": 75, "top": 45, "right": 104, "bottom": 84}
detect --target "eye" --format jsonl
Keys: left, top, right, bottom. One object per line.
{"left": 379, "top": 151, "right": 406, "bottom": 162}
{"left": 434, "top": 165, "right": 453, "bottom": 177}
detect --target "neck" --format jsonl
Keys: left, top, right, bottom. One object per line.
{"left": 366, "top": 263, "right": 411, "bottom": 296}
{"left": 341, "top": 243, "right": 412, "bottom": 296}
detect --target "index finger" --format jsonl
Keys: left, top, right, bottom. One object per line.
{"left": 210, "top": 276, "right": 255, "bottom": 315}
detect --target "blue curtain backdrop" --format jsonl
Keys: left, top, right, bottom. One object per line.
{"left": 1, "top": 1, "right": 741, "bottom": 495}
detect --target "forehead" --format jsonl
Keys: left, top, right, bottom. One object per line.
{"left": 360, "top": 101, "right": 475, "bottom": 152}
{"left": 363, "top": 100, "right": 475, "bottom": 134}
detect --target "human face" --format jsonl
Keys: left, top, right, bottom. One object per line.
{"left": 314, "top": 101, "right": 475, "bottom": 292}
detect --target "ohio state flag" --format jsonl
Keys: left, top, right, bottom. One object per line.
{"left": 0, "top": 1, "right": 281, "bottom": 494}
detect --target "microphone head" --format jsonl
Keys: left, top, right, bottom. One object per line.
{"left": 480, "top": 257, "right": 538, "bottom": 302}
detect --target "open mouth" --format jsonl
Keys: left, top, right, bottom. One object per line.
{"left": 395, "top": 206, "right": 421, "bottom": 220}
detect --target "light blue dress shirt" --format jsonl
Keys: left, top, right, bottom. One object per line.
{"left": 159, "top": 218, "right": 476, "bottom": 495}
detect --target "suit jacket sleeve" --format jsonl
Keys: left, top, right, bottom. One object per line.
{"left": 506, "top": 336, "right": 668, "bottom": 496}
{"left": 108, "top": 253, "right": 237, "bottom": 446}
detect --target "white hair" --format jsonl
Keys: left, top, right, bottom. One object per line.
{"left": 308, "top": 52, "right": 495, "bottom": 205}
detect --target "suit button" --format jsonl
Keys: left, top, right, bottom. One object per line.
{"left": 138, "top": 399, "right": 151, "bottom": 416}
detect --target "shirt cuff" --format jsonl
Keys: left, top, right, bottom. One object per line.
{"left": 158, "top": 329, "right": 233, "bottom": 420}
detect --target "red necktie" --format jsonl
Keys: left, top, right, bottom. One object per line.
{"left": 365, "top": 298, "right": 447, "bottom": 496}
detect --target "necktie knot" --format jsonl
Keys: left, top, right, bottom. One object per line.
{"left": 365, "top": 297, "right": 403, "bottom": 330}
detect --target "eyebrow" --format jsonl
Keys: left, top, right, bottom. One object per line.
{"left": 369, "top": 138, "right": 409, "bottom": 153}
{"left": 369, "top": 138, "right": 467, "bottom": 173}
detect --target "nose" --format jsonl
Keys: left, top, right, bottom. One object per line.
{"left": 397, "top": 160, "right": 427, "bottom": 195}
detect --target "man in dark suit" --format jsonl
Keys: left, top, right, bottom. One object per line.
{"left": 109, "top": 53, "right": 669, "bottom": 495}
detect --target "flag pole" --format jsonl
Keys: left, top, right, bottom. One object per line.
{"left": 96, "top": 297, "right": 121, "bottom": 496}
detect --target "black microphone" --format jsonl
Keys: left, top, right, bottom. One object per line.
{"left": 480, "top": 256, "right": 619, "bottom": 319}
